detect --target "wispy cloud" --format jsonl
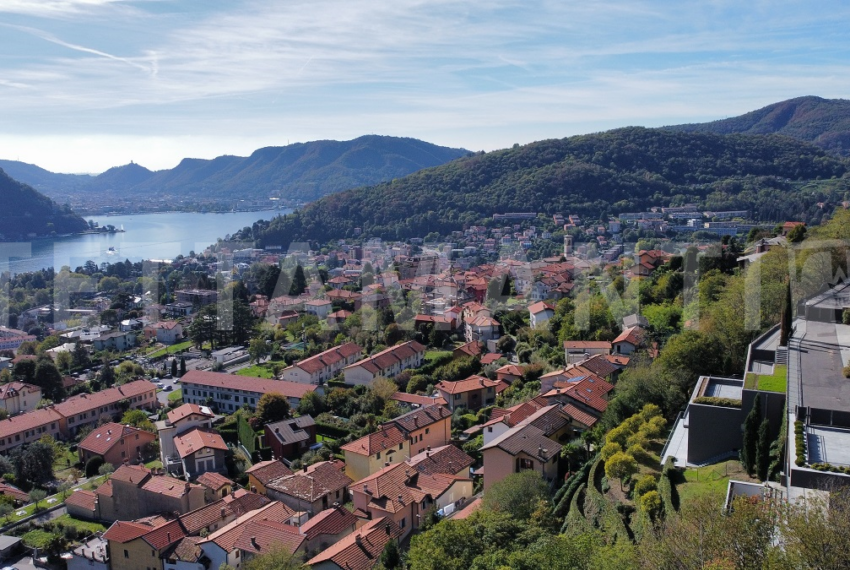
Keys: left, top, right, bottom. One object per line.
{"left": 0, "top": 0, "right": 849, "bottom": 171}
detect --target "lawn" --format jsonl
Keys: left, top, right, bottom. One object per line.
{"left": 745, "top": 365, "right": 787, "bottom": 393}
{"left": 235, "top": 364, "right": 276, "bottom": 378}
{"left": 146, "top": 340, "right": 194, "bottom": 359}
{"left": 145, "top": 459, "right": 163, "bottom": 469}
{"left": 425, "top": 350, "right": 452, "bottom": 361}
{"left": 676, "top": 460, "right": 756, "bottom": 504}
{"left": 167, "top": 388, "right": 183, "bottom": 402}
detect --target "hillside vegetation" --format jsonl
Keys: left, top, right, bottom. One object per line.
{"left": 665, "top": 96, "right": 850, "bottom": 156}
{"left": 0, "top": 169, "right": 88, "bottom": 240}
{"left": 248, "top": 127, "right": 849, "bottom": 248}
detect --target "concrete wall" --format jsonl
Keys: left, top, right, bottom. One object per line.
{"left": 789, "top": 466, "right": 850, "bottom": 490}
{"left": 687, "top": 403, "right": 744, "bottom": 465}
{"left": 742, "top": 389, "right": 786, "bottom": 441}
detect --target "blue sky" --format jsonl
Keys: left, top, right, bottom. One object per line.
{"left": 0, "top": 0, "right": 849, "bottom": 173}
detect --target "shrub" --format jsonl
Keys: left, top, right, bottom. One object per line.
{"left": 627, "top": 443, "right": 649, "bottom": 462}
{"left": 600, "top": 442, "right": 623, "bottom": 461}
{"left": 626, "top": 431, "right": 650, "bottom": 449}
{"left": 633, "top": 474, "right": 657, "bottom": 498}
{"left": 84, "top": 456, "right": 104, "bottom": 478}
{"left": 694, "top": 396, "right": 742, "bottom": 407}
{"left": 640, "top": 490, "right": 663, "bottom": 520}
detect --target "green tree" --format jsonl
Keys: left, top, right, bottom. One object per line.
{"left": 741, "top": 394, "right": 761, "bottom": 475}
{"left": 756, "top": 417, "right": 771, "bottom": 481}
{"left": 289, "top": 265, "right": 307, "bottom": 296}
{"left": 780, "top": 278, "right": 792, "bottom": 347}
{"left": 12, "top": 359, "right": 36, "bottom": 383}
{"left": 481, "top": 470, "right": 550, "bottom": 521}
{"left": 100, "top": 364, "right": 115, "bottom": 388}
{"left": 256, "top": 392, "right": 291, "bottom": 425}
{"left": 122, "top": 409, "right": 155, "bottom": 432}
{"left": 33, "top": 359, "right": 67, "bottom": 401}
{"left": 29, "top": 488, "right": 47, "bottom": 512}
{"left": 604, "top": 452, "right": 638, "bottom": 491}
{"left": 248, "top": 338, "right": 271, "bottom": 365}
{"left": 379, "top": 538, "right": 401, "bottom": 569}
{"left": 297, "top": 391, "right": 325, "bottom": 417}
{"left": 241, "top": 544, "right": 303, "bottom": 570}
{"left": 11, "top": 441, "right": 54, "bottom": 485}
{"left": 179, "top": 357, "right": 187, "bottom": 377}
{"left": 171, "top": 359, "right": 178, "bottom": 378}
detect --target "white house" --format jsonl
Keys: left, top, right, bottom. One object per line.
{"left": 528, "top": 302, "right": 555, "bottom": 329}
{"left": 342, "top": 341, "right": 426, "bottom": 386}
{"left": 280, "top": 343, "right": 362, "bottom": 385}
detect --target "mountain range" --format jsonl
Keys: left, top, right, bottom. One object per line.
{"left": 0, "top": 135, "right": 469, "bottom": 204}
{"left": 246, "top": 127, "right": 850, "bottom": 249}
{"left": 664, "top": 96, "right": 850, "bottom": 156}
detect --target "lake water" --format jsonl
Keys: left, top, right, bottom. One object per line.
{"left": 1, "top": 209, "right": 290, "bottom": 275}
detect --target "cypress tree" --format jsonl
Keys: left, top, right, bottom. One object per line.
{"left": 741, "top": 394, "right": 762, "bottom": 474}
{"left": 379, "top": 538, "right": 400, "bottom": 569}
{"left": 780, "top": 278, "right": 792, "bottom": 346}
{"left": 289, "top": 264, "right": 307, "bottom": 296}
{"left": 171, "top": 359, "right": 178, "bottom": 378}
{"left": 179, "top": 357, "right": 187, "bottom": 377}
{"left": 756, "top": 417, "right": 771, "bottom": 481}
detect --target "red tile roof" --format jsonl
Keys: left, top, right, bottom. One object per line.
{"left": 0, "top": 382, "right": 38, "bottom": 400}
{"left": 292, "top": 343, "right": 362, "bottom": 374}
{"left": 389, "top": 404, "right": 452, "bottom": 434}
{"left": 53, "top": 380, "right": 157, "bottom": 418}
{"left": 406, "top": 445, "right": 474, "bottom": 476}
{"left": 436, "top": 376, "right": 508, "bottom": 395}
{"left": 142, "top": 519, "right": 186, "bottom": 550}
{"left": 341, "top": 424, "right": 407, "bottom": 457}
{"left": 266, "top": 461, "right": 352, "bottom": 502}
{"left": 299, "top": 505, "right": 358, "bottom": 541}
{"left": 173, "top": 428, "right": 228, "bottom": 459}
{"left": 204, "top": 502, "right": 294, "bottom": 552}
{"left": 245, "top": 460, "right": 294, "bottom": 486}
{"left": 344, "top": 341, "right": 426, "bottom": 376}
{"left": 167, "top": 403, "right": 214, "bottom": 425}
{"left": 480, "top": 353, "right": 503, "bottom": 365}
{"left": 452, "top": 497, "right": 482, "bottom": 520}
{"left": 306, "top": 517, "right": 402, "bottom": 570}
{"left": 480, "top": 424, "right": 562, "bottom": 461}
{"left": 389, "top": 392, "right": 448, "bottom": 407}
{"left": 180, "top": 370, "right": 317, "bottom": 399}
{"left": 528, "top": 301, "right": 555, "bottom": 314}
{"left": 355, "top": 463, "right": 464, "bottom": 515}
{"left": 104, "top": 520, "right": 158, "bottom": 544}
{"left": 196, "top": 471, "right": 233, "bottom": 490}
{"left": 64, "top": 489, "right": 97, "bottom": 512}
{"left": 0, "top": 407, "right": 63, "bottom": 441}
{"left": 78, "top": 422, "right": 154, "bottom": 456}
{"left": 563, "top": 340, "right": 612, "bottom": 350}
{"left": 454, "top": 341, "right": 483, "bottom": 358}
{"left": 613, "top": 326, "right": 645, "bottom": 347}
{"left": 233, "top": 519, "right": 305, "bottom": 555}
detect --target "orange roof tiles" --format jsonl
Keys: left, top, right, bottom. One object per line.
{"left": 196, "top": 471, "right": 233, "bottom": 490}
{"left": 167, "top": 403, "right": 214, "bottom": 425}
{"left": 245, "top": 460, "right": 294, "bottom": 486}
{"left": 292, "top": 343, "right": 362, "bottom": 374}
{"left": 181, "top": 370, "right": 317, "bottom": 399}
{"left": 54, "top": 380, "right": 156, "bottom": 418}
{"left": 78, "top": 422, "right": 154, "bottom": 456}
{"left": 173, "top": 428, "right": 228, "bottom": 459}
{"left": 306, "top": 517, "right": 402, "bottom": 570}
{"left": 341, "top": 425, "right": 406, "bottom": 457}
{"left": 299, "top": 505, "right": 358, "bottom": 541}
{"left": 436, "top": 376, "right": 508, "bottom": 395}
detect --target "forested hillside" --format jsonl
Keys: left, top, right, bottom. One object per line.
{"left": 248, "top": 127, "right": 849, "bottom": 248}
{"left": 0, "top": 169, "right": 88, "bottom": 240}
{"left": 2, "top": 135, "right": 468, "bottom": 203}
{"left": 666, "top": 96, "right": 850, "bottom": 156}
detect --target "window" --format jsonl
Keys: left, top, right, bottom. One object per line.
{"left": 400, "top": 518, "right": 406, "bottom": 529}
{"left": 518, "top": 458, "right": 534, "bottom": 470}
{"left": 425, "top": 428, "right": 429, "bottom": 434}
{"left": 487, "top": 427, "right": 493, "bottom": 433}
{"left": 124, "top": 550, "right": 129, "bottom": 559}
{"left": 376, "top": 452, "right": 381, "bottom": 460}
{"left": 398, "top": 443, "right": 403, "bottom": 450}
{"left": 454, "top": 394, "right": 461, "bottom": 400}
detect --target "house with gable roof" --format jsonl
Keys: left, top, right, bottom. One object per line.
{"left": 299, "top": 504, "right": 358, "bottom": 558}
{"left": 342, "top": 341, "right": 426, "bottom": 385}
{"left": 245, "top": 459, "right": 294, "bottom": 495}
{"left": 280, "top": 343, "right": 362, "bottom": 385}
{"left": 480, "top": 423, "right": 563, "bottom": 491}
{"left": 78, "top": 422, "right": 156, "bottom": 468}
{"left": 0, "top": 381, "right": 40, "bottom": 416}
{"left": 264, "top": 415, "right": 317, "bottom": 461}
{"left": 172, "top": 428, "right": 229, "bottom": 480}
{"left": 306, "top": 517, "right": 402, "bottom": 570}
{"left": 350, "top": 462, "right": 473, "bottom": 538}
{"left": 435, "top": 375, "right": 509, "bottom": 412}
{"left": 340, "top": 425, "right": 410, "bottom": 482}
{"left": 612, "top": 326, "right": 646, "bottom": 355}
{"left": 264, "top": 460, "right": 353, "bottom": 515}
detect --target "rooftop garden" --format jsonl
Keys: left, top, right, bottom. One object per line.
{"left": 744, "top": 364, "right": 787, "bottom": 392}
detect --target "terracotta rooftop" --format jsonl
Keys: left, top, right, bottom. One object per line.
{"left": 291, "top": 342, "right": 362, "bottom": 375}
{"left": 406, "top": 444, "right": 474, "bottom": 476}
{"left": 0, "top": 407, "right": 64, "bottom": 441}
{"left": 435, "top": 375, "right": 508, "bottom": 395}
{"left": 0, "top": 381, "right": 38, "bottom": 400}
{"left": 306, "top": 517, "right": 402, "bottom": 570}
{"left": 245, "top": 460, "right": 294, "bottom": 486}
{"left": 389, "top": 392, "right": 448, "bottom": 407}
{"left": 480, "top": 423, "right": 562, "bottom": 462}
{"left": 613, "top": 326, "right": 645, "bottom": 347}
{"left": 195, "top": 471, "right": 233, "bottom": 491}
{"left": 167, "top": 403, "right": 214, "bottom": 425}
{"left": 173, "top": 428, "right": 228, "bottom": 459}
{"left": 341, "top": 424, "right": 407, "bottom": 457}
{"left": 343, "top": 341, "right": 426, "bottom": 375}
{"left": 299, "top": 504, "right": 358, "bottom": 541}
{"left": 389, "top": 404, "right": 452, "bottom": 434}
{"left": 203, "top": 501, "right": 294, "bottom": 552}
{"left": 53, "top": 380, "right": 157, "bottom": 418}
{"left": 64, "top": 489, "right": 97, "bottom": 512}
{"left": 233, "top": 518, "right": 305, "bottom": 556}
{"left": 528, "top": 301, "right": 555, "bottom": 314}
{"left": 266, "top": 461, "right": 352, "bottom": 502}
{"left": 104, "top": 520, "right": 159, "bottom": 544}
{"left": 180, "top": 370, "right": 316, "bottom": 400}
{"left": 78, "top": 422, "right": 153, "bottom": 456}
{"left": 563, "top": 340, "right": 612, "bottom": 350}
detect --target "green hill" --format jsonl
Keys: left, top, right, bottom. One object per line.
{"left": 665, "top": 96, "right": 850, "bottom": 156}
{"left": 0, "top": 169, "right": 89, "bottom": 240}
{"left": 245, "top": 127, "right": 849, "bottom": 248}
{"left": 1, "top": 135, "right": 469, "bottom": 204}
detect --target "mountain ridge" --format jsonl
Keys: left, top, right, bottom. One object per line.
{"left": 0, "top": 135, "right": 470, "bottom": 204}
{"left": 0, "top": 168, "right": 89, "bottom": 240}
{"left": 664, "top": 96, "right": 850, "bottom": 156}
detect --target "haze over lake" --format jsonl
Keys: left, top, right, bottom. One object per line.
{"left": 1, "top": 209, "right": 289, "bottom": 276}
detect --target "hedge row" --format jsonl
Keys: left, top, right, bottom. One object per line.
{"left": 794, "top": 421, "right": 806, "bottom": 467}
{"left": 315, "top": 422, "right": 354, "bottom": 439}
{"left": 658, "top": 456, "right": 678, "bottom": 515}
{"left": 561, "top": 483, "right": 588, "bottom": 534}
{"left": 553, "top": 455, "right": 597, "bottom": 518}
{"left": 693, "top": 396, "right": 742, "bottom": 408}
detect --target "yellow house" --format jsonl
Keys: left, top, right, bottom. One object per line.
{"left": 245, "top": 459, "right": 293, "bottom": 494}
{"left": 340, "top": 425, "right": 410, "bottom": 482}
{"left": 104, "top": 518, "right": 186, "bottom": 570}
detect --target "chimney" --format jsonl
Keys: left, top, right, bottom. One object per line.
{"left": 426, "top": 446, "right": 430, "bottom": 452}
{"left": 303, "top": 465, "right": 308, "bottom": 473}
{"left": 385, "top": 522, "right": 392, "bottom": 536}
{"left": 397, "top": 494, "right": 404, "bottom": 504}
{"left": 355, "top": 535, "right": 363, "bottom": 546}
{"left": 166, "top": 532, "right": 171, "bottom": 542}
{"left": 250, "top": 485, "right": 257, "bottom": 493}
{"left": 250, "top": 536, "right": 258, "bottom": 548}
{"left": 220, "top": 507, "right": 226, "bottom": 518}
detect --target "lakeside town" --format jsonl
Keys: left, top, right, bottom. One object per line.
{"left": 0, "top": 200, "right": 846, "bottom": 569}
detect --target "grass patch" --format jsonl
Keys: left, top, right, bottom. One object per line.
{"left": 745, "top": 365, "right": 787, "bottom": 393}
{"left": 424, "top": 350, "right": 452, "bottom": 361}
{"left": 53, "top": 514, "right": 106, "bottom": 534}
{"left": 676, "top": 460, "right": 756, "bottom": 504}
{"left": 147, "top": 340, "right": 194, "bottom": 359}
{"left": 167, "top": 388, "right": 183, "bottom": 402}
{"left": 235, "top": 364, "right": 276, "bottom": 378}
{"left": 145, "top": 459, "right": 163, "bottom": 469}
